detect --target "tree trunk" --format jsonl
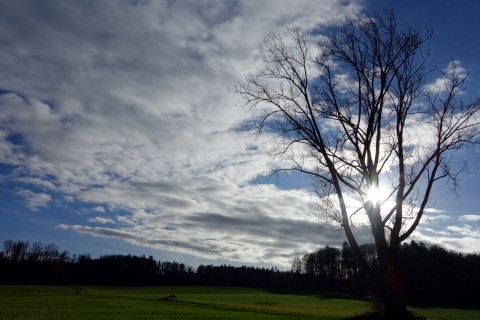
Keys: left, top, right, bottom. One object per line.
{"left": 368, "top": 204, "right": 409, "bottom": 319}
{"left": 379, "top": 248, "right": 408, "bottom": 319}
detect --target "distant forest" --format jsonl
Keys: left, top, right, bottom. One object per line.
{"left": 1, "top": 240, "right": 479, "bottom": 308}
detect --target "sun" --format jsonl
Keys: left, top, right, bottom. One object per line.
{"left": 365, "top": 186, "right": 383, "bottom": 206}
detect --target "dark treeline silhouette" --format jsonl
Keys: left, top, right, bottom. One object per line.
{"left": 1, "top": 240, "right": 479, "bottom": 308}
{"left": 292, "top": 241, "right": 480, "bottom": 308}
{"left": 0, "top": 240, "right": 293, "bottom": 288}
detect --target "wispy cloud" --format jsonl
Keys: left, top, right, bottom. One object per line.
{"left": 60, "top": 181, "right": 352, "bottom": 266}
{"left": 87, "top": 216, "right": 115, "bottom": 224}
{"left": 424, "top": 208, "right": 447, "bottom": 213}
{"left": 16, "top": 189, "right": 52, "bottom": 210}
{"left": 92, "top": 206, "right": 106, "bottom": 213}
{"left": 459, "top": 214, "right": 480, "bottom": 222}
{"left": 414, "top": 222, "right": 480, "bottom": 253}
{"left": 446, "top": 224, "right": 480, "bottom": 237}
{"left": 425, "top": 60, "right": 467, "bottom": 93}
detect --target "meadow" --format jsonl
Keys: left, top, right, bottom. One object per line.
{"left": 0, "top": 285, "right": 479, "bottom": 320}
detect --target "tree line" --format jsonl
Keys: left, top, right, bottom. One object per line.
{"left": 292, "top": 241, "right": 480, "bottom": 308}
{"left": 0, "top": 240, "right": 288, "bottom": 287}
{"left": 1, "top": 240, "right": 479, "bottom": 308}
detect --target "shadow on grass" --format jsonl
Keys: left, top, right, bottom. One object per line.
{"left": 263, "top": 287, "right": 368, "bottom": 301}
{"left": 345, "top": 311, "right": 427, "bottom": 320}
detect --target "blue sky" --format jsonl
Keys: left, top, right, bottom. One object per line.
{"left": 0, "top": 0, "right": 479, "bottom": 268}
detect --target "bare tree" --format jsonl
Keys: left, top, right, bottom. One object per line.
{"left": 235, "top": 11, "right": 480, "bottom": 319}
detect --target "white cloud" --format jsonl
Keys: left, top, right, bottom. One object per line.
{"left": 16, "top": 189, "right": 52, "bottom": 210}
{"left": 446, "top": 224, "right": 480, "bottom": 237}
{"left": 87, "top": 216, "right": 115, "bottom": 224}
{"left": 92, "top": 206, "right": 106, "bottom": 213}
{"left": 425, "top": 60, "right": 467, "bottom": 93}
{"left": 424, "top": 208, "right": 447, "bottom": 213}
{"left": 414, "top": 233, "right": 480, "bottom": 253}
{"left": 421, "top": 214, "right": 451, "bottom": 224}
{"left": 420, "top": 227, "right": 451, "bottom": 236}
{"left": 413, "top": 224, "right": 480, "bottom": 254}
{"left": 459, "top": 214, "right": 480, "bottom": 222}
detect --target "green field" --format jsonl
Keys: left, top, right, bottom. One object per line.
{"left": 0, "top": 285, "right": 478, "bottom": 320}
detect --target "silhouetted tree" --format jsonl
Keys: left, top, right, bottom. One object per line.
{"left": 341, "top": 241, "right": 357, "bottom": 280}
{"left": 235, "top": 10, "right": 480, "bottom": 318}
{"left": 291, "top": 256, "right": 303, "bottom": 274}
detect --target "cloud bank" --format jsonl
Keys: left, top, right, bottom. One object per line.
{"left": 1, "top": 0, "right": 478, "bottom": 266}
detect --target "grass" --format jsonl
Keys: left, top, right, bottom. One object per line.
{"left": 0, "top": 285, "right": 478, "bottom": 320}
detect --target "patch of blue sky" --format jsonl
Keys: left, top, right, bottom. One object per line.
{"left": 252, "top": 170, "right": 313, "bottom": 192}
